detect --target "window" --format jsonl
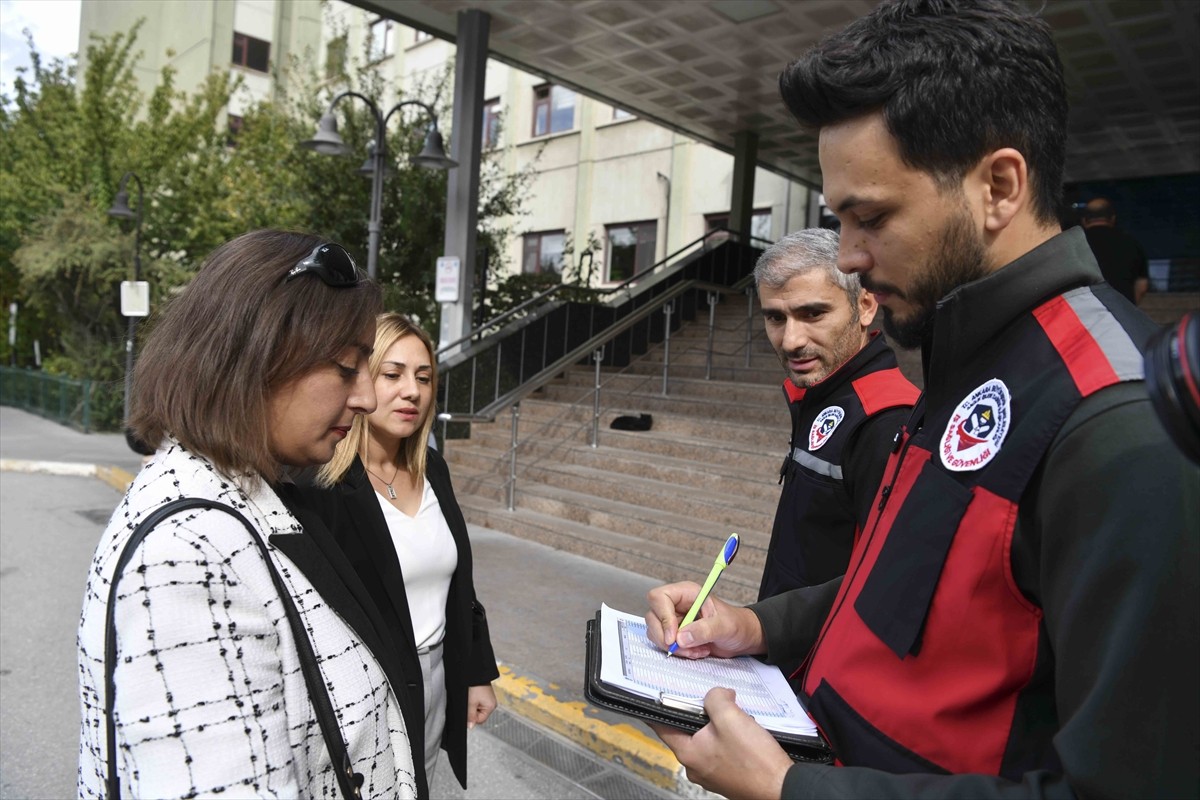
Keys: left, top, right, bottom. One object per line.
{"left": 325, "top": 33, "right": 348, "bottom": 79}
{"left": 705, "top": 209, "right": 772, "bottom": 242}
{"left": 369, "top": 18, "right": 394, "bottom": 61}
{"left": 532, "top": 84, "right": 575, "bottom": 137}
{"left": 232, "top": 33, "right": 270, "bottom": 73}
{"left": 482, "top": 99, "right": 501, "bottom": 149}
{"left": 226, "top": 115, "right": 244, "bottom": 148}
{"left": 606, "top": 221, "right": 658, "bottom": 282}
{"left": 413, "top": 28, "right": 433, "bottom": 44}
{"left": 613, "top": 107, "right": 634, "bottom": 121}
{"left": 522, "top": 231, "right": 566, "bottom": 274}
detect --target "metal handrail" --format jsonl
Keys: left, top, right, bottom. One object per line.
{"left": 437, "top": 278, "right": 702, "bottom": 425}
{"left": 436, "top": 227, "right": 759, "bottom": 359}
{"left": 436, "top": 280, "right": 575, "bottom": 356}
{"left": 436, "top": 278, "right": 766, "bottom": 510}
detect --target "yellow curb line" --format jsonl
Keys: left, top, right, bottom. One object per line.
{"left": 95, "top": 465, "right": 135, "bottom": 493}
{"left": 0, "top": 459, "right": 135, "bottom": 493}
{"left": 494, "top": 664, "right": 688, "bottom": 793}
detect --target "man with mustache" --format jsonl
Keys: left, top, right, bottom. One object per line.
{"left": 642, "top": 1, "right": 1199, "bottom": 798}
{"left": 754, "top": 228, "right": 917, "bottom": 624}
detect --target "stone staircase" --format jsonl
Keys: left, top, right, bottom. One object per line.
{"left": 441, "top": 293, "right": 788, "bottom": 605}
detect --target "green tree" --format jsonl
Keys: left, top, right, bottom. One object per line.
{"left": 1, "top": 22, "right": 538, "bottom": 427}
{"left": 1, "top": 23, "right": 235, "bottom": 379}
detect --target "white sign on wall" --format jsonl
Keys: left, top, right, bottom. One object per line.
{"left": 120, "top": 281, "right": 150, "bottom": 317}
{"left": 436, "top": 257, "right": 461, "bottom": 303}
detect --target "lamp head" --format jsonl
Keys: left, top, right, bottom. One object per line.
{"left": 356, "top": 140, "right": 396, "bottom": 179}
{"left": 411, "top": 126, "right": 457, "bottom": 170}
{"left": 300, "top": 113, "right": 350, "bottom": 156}
{"left": 107, "top": 189, "right": 136, "bottom": 220}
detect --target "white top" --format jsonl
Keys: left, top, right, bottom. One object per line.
{"left": 375, "top": 477, "right": 458, "bottom": 651}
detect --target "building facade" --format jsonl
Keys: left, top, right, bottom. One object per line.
{"left": 79, "top": 0, "right": 812, "bottom": 287}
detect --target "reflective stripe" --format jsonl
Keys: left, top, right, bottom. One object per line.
{"left": 791, "top": 446, "right": 843, "bottom": 480}
{"left": 1061, "top": 287, "right": 1144, "bottom": 381}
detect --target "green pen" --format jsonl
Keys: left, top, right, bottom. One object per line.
{"left": 667, "top": 533, "right": 740, "bottom": 656}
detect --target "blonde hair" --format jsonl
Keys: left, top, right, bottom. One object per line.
{"left": 317, "top": 312, "right": 438, "bottom": 488}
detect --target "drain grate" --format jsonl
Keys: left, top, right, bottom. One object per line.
{"left": 483, "top": 707, "right": 678, "bottom": 800}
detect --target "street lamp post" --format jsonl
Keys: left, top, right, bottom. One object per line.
{"left": 300, "top": 92, "right": 456, "bottom": 279}
{"left": 107, "top": 172, "right": 146, "bottom": 454}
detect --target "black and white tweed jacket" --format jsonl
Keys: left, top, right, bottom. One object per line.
{"left": 77, "top": 442, "right": 418, "bottom": 798}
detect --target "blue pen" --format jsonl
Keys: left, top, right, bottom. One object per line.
{"left": 667, "top": 533, "right": 740, "bottom": 656}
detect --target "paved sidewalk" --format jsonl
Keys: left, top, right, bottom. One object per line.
{"left": 0, "top": 406, "right": 700, "bottom": 798}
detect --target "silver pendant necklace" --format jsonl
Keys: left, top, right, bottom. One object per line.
{"left": 365, "top": 462, "right": 401, "bottom": 500}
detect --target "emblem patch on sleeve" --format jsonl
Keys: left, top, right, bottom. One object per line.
{"left": 940, "top": 379, "right": 1011, "bottom": 471}
{"left": 809, "top": 406, "right": 845, "bottom": 451}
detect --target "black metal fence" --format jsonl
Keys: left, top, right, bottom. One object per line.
{"left": 436, "top": 237, "right": 764, "bottom": 435}
{"left": 0, "top": 367, "right": 121, "bottom": 432}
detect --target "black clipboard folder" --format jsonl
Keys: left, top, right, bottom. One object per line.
{"left": 583, "top": 614, "right": 833, "bottom": 764}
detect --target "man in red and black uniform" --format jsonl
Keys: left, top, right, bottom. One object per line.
{"left": 643, "top": 2, "right": 1199, "bottom": 799}
{"left": 755, "top": 228, "right": 917, "bottom": 604}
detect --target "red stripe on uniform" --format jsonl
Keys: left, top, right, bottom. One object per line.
{"left": 852, "top": 368, "right": 920, "bottom": 415}
{"left": 1033, "top": 296, "right": 1119, "bottom": 396}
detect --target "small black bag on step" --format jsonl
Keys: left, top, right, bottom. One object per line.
{"left": 610, "top": 413, "right": 653, "bottom": 431}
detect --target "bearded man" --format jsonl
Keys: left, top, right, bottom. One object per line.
{"left": 643, "top": 1, "right": 1199, "bottom": 798}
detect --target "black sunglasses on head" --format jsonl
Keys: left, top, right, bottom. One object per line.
{"left": 285, "top": 243, "right": 362, "bottom": 287}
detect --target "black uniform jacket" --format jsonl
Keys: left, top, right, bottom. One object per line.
{"left": 281, "top": 448, "right": 499, "bottom": 795}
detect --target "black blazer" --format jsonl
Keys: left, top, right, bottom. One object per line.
{"left": 288, "top": 449, "right": 499, "bottom": 792}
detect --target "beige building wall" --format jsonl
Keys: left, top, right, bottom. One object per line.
{"left": 77, "top": 0, "right": 320, "bottom": 121}
{"left": 79, "top": 1, "right": 810, "bottom": 287}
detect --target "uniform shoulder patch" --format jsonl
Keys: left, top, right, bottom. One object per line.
{"left": 940, "top": 379, "right": 1011, "bottom": 472}
{"left": 809, "top": 406, "right": 845, "bottom": 451}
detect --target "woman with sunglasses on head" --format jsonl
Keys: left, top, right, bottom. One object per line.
{"left": 77, "top": 231, "right": 422, "bottom": 799}
{"left": 299, "top": 312, "right": 499, "bottom": 792}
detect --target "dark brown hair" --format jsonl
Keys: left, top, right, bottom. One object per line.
{"left": 779, "top": 0, "right": 1067, "bottom": 224}
{"left": 129, "top": 229, "right": 382, "bottom": 485}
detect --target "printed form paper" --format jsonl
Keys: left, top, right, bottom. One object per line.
{"left": 599, "top": 603, "right": 817, "bottom": 736}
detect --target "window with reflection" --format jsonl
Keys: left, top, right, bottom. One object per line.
{"left": 605, "top": 221, "right": 658, "bottom": 282}
{"left": 532, "top": 84, "right": 576, "bottom": 136}
{"left": 522, "top": 230, "right": 566, "bottom": 274}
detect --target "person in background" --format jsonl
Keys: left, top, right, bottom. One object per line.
{"left": 1081, "top": 196, "right": 1150, "bottom": 304}
{"left": 754, "top": 228, "right": 917, "bottom": 611}
{"left": 643, "top": 1, "right": 1199, "bottom": 798}
{"left": 77, "top": 231, "right": 421, "bottom": 798}
{"left": 304, "top": 312, "right": 499, "bottom": 792}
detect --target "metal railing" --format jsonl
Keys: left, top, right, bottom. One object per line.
{"left": 435, "top": 232, "right": 767, "bottom": 508}
{"left": 436, "top": 233, "right": 764, "bottom": 425}
{"left": 0, "top": 366, "right": 112, "bottom": 432}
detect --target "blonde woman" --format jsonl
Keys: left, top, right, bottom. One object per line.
{"left": 302, "top": 312, "right": 498, "bottom": 792}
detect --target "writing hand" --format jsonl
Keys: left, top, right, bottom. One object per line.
{"left": 644, "top": 582, "right": 766, "bottom": 659}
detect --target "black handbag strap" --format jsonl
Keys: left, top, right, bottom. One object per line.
{"left": 104, "top": 497, "right": 363, "bottom": 799}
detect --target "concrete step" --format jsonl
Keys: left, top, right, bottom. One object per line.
{"left": 619, "top": 361, "right": 784, "bottom": 384}
{"left": 456, "top": 474, "right": 772, "bottom": 561}
{"left": 534, "top": 387, "right": 788, "bottom": 427}
{"left": 554, "top": 370, "right": 782, "bottom": 405}
{"left": 463, "top": 422, "right": 782, "bottom": 477}
{"left": 442, "top": 297, "right": 787, "bottom": 605}
{"left": 468, "top": 397, "right": 786, "bottom": 451}
{"left": 458, "top": 499, "right": 762, "bottom": 606}
{"left": 445, "top": 443, "right": 780, "bottom": 508}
